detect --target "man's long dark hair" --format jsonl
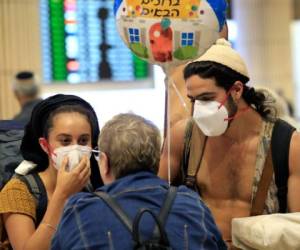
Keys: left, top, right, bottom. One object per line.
{"left": 184, "top": 61, "right": 274, "bottom": 120}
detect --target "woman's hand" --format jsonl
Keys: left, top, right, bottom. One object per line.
{"left": 54, "top": 156, "right": 91, "bottom": 200}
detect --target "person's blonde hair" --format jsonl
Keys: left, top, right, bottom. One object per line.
{"left": 99, "top": 113, "right": 161, "bottom": 179}
{"left": 255, "top": 86, "right": 300, "bottom": 130}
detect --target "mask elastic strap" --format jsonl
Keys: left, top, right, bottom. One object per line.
{"left": 225, "top": 106, "right": 250, "bottom": 121}
{"left": 40, "top": 138, "right": 55, "bottom": 157}
{"left": 218, "top": 85, "right": 236, "bottom": 109}
{"left": 218, "top": 84, "right": 249, "bottom": 121}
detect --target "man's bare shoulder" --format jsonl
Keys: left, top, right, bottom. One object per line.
{"left": 163, "top": 117, "right": 191, "bottom": 155}
{"left": 289, "top": 131, "right": 300, "bottom": 173}
{"left": 170, "top": 117, "right": 190, "bottom": 135}
{"left": 159, "top": 118, "right": 191, "bottom": 181}
{"left": 287, "top": 131, "right": 300, "bottom": 211}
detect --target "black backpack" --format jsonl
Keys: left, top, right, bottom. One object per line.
{"left": 0, "top": 172, "right": 48, "bottom": 250}
{"left": 182, "top": 118, "right": 295, "bottom": 213}
{"left": 14, "top": 173, "right": 48, "bottom": 226}
{"left": 0, "top": 120, "right": 25, "bottom": 190}
{"left": 0, "top": 120, "right": 48, "bottom": 224}
{"left": 271, "top": 119, "right": 296, "bottom": 212}
{"left": 0, "top": 121, "right": 48, "bottom": 249}
{"left": 94, "top": 186, "right": 177, "bottom": 250}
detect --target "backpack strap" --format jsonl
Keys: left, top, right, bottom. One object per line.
{"left": 132, "top": 208, "right": 171, "bottom": 249}
{"left": 184, "top": 119, "right": 207, "bottom": 191}
{"left": 250, "top": 147, "right": 273, "bottom": 216}
{"left": 94, "top": 191, "right": 133, "bottom": 233}
{"left": 157, "top": 186, "right": 177, "bottom": 227}
{"left": 153, "top": 186, "right": 177, "bottom": 237}
{"left": 94, "top": 186, "right": 178, "bottom": 236}
{"left": 182, "top": 118, "right": 194, "bottom": 175}
{"left": 271, "top": 119, "right": 295, "bottom": 213}
{"left": 134, "top": 187, "right": 177, "bottom": 249}
{"left": 15, "top": 172, "right": 48, "bottom": 226}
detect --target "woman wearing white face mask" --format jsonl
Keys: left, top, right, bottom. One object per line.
{"left": 0, "top": 94, "right": 101, "bottom": 250}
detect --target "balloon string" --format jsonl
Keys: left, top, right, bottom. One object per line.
{"left": 165, "top": 74, "right": 171, "bottom": 186}
{"left": 163, "top": 66, "right": 190, "bottom": 186}
{"left": 169, "top": 77, "right": 189, "bottom": 115}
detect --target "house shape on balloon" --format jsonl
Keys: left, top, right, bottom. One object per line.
{"left": 114, "top": 0, "right": 221, "bottom": 64}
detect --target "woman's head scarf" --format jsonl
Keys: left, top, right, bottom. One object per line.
{"left": 20, "top": 94, "right": 102, "bottom": 188}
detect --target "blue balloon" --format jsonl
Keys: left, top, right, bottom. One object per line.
{"left": 114, "top": 0, "right": 122, "bottom": 16}
{"left": 207, "top": 0, "right": 228, "bottom": 31}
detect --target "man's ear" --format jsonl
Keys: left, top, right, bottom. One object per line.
{"left": 100, "top": 152, "right": 110, "bottom": 176}
{"left": 39, "top": 137, "right": 50, "bottom": 155}
{"left": 99, "top": 152, "right": 115, "bottom": 184}
{"left": 231, "top": 81, "right": 244, "bottom": 100}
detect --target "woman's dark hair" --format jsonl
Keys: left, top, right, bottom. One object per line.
{"left": 184, "top": 61, "right": 274, "bottom": 120}
{"left": 20, "top": 94, "right": 102, "bottom": 189}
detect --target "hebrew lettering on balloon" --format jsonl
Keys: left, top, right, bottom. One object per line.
{"left": 114, "top": 0, "right": 228, "bottom": 67}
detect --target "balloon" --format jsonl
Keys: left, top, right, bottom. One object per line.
{"left": 114, "top": 0, "right": 228, "bottom": 68}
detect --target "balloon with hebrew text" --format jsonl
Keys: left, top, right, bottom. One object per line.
{"left": 114, "top": 0, "right": 228, "bottom": 68}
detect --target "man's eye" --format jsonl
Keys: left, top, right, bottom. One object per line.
{"left": 188, "top": 96, "right": 195, "bottom": 103}
{"left": 197, "top": 97, "right": 214, "bottom": 102}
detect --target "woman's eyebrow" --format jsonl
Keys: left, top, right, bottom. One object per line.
{"left": 78, "top": 134, "right": 91, "bottom": 137}
{"left": 56, "top": 134, "right": 72, "bottom": 138}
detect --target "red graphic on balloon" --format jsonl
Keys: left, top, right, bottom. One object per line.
{"left": 149, "top": 23, "right": 173, "bottom": 62}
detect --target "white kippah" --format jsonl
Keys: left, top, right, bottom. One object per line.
{"left": 193, "top": 38, "right": 249, "bottom": 78}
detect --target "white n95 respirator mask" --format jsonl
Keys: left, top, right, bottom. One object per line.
{"left": 193, "top": 100, "right": 229, "bottom": 136}
{"left": 52, "top": 145, "right": 92, "bottom": 171}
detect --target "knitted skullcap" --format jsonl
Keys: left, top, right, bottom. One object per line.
{"left": 193, "top": 38, "right": 249, "bottom": 78}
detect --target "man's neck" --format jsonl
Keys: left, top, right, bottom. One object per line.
{"left": 221, "top": 102, "right": 263, "bottom": 144}
{"left": 18, "top": 96, "right": 37, "bottom": 107}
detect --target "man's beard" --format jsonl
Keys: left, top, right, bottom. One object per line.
{"left": 227, "top": 95, "right": 238, "bottom": 126}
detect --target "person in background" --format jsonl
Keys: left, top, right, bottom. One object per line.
{"left": 0, "top": 94, "right": 102, "bottom": 250}
{"left": 255, "top": 86, "right": 300, "bottom": 131}
{"left": 51, "top": 113, "right": 226, "bottom": 250}
{"left": 12, "top": 71, "right": 42, "bottom": 124}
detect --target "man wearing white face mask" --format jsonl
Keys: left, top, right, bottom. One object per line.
{"left": 192, "top": 87, "right": 239, "bottom": 137}
{"left": 159, "top": 38, "right": 300, "bottom": 249}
